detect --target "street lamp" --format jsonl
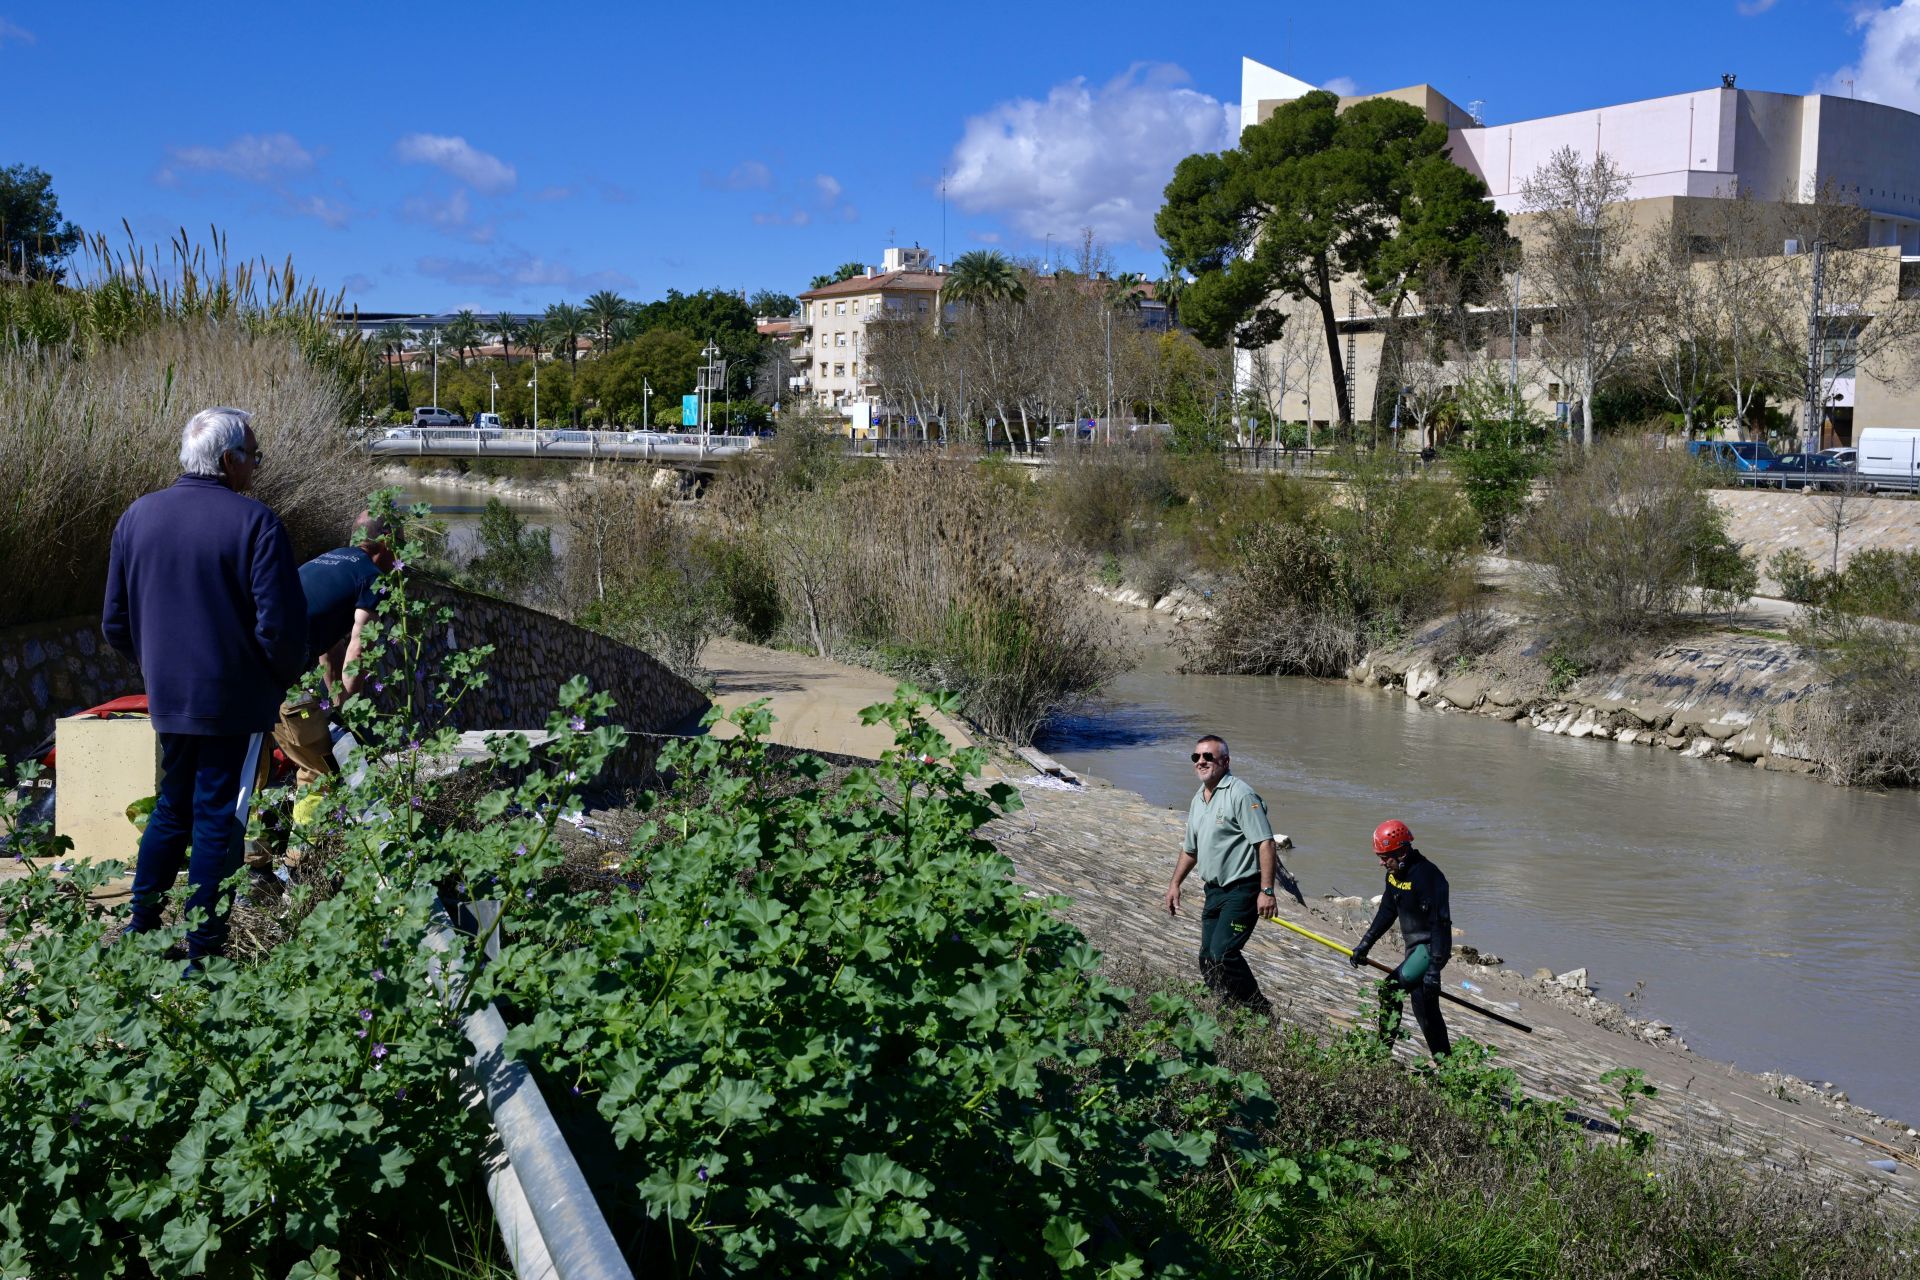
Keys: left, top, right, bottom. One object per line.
{"left": 429, "top": 329, "right": 441, "bottom": 408}
{"left": 643, "top": 378, "right": 652, "bottom": 433}
{"left": 489, "top": 372, "right": 499, "bottom": 415}
{"left": 527, "top": 364, "right": 539, "bottom": 429}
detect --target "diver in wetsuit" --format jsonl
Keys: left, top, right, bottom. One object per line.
{"left": 1349, "top": 819, "right": 1452, "bottom": 1057}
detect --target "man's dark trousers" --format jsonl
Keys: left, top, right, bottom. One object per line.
{"left": 127, "top": 733, "right": 251, "bottom": 958}
{"left": 1198, "top": 876, "right": 1269, "bottom": 1009}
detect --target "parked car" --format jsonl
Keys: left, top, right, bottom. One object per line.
{"left": 1855, "top": 427, "right": 1920, "bottom": 492}
{"left": 1772, "top": 453, "right": 1853, "bottom": 490}
{"left": 1686, "top": 439, "right": 1779, "bottom": 473}
{"left": 383, "top": 427, "right": 417, "bottom": 440}
{"left": 411, "top": 406, "right": 467, "bottom": 427}
{"left": 1818, "top": 446, "right": 1858, "bottom": 468}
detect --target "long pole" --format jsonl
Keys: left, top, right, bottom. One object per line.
{"left": 1265, "top": 915, "right": 1534, "bottom": 1033}
{"left": 1804, "top": 240, "right": 1826, "bottom": 455}
{"left": 431, "top": 331, "right": 439, "bottom": 407}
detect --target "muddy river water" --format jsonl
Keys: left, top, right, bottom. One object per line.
{"left": 1039, "top": 659, "right": 1920, "bottom": 1125}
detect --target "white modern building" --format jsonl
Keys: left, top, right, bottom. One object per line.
{"left": 1236, "top": 58, "right": 1920, "bottom": 441}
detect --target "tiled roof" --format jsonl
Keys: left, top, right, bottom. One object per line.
{"left": 798, "top": 270, "right": 945, "bottom": 300}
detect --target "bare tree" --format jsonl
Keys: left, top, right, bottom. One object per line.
{"left": 1521, "top": 147, "right": 1641, "bottom": 447}
{"left": 1772, "top": 184, "right": 1920, "bottom": 452}
{"left": 1635, "top": 220, "right": 1725, "bottom": 436}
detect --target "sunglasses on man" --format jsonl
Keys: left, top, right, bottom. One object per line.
{"left": 1190, "top": 751, "right": 1222, "bottom": 764}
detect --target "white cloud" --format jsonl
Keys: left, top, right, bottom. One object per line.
{"left": 285, "top": 192, "right": 352, "bottom": 229}
{"left": 1736, "top": 0, "right": 1779, "bottom": 15}
{"left": 1320, "top": 76, "right": 1360, "bottom": 96}
{"left": 0, "top": 17, "right": 34, "bottom": 46}
{"left": 968, "top": 229, "right": 1002, "bottom": 244}
{"left": 341, "top": 273, "right": 375, "bottom": 294}
{"left": 1817, "top": 1, "right": 1920, "bottom": 112}
{"left": 402, "top": 188, "right": 494, "bottom": 241}
{"left": 393, "top": 134, "right": 516, "bottom": 193}
{"left": 945, "top": 62, "right": 1236, "bottom": 247}
{"left": 815, "top": 173, "right": 842, "bottom": 202}
{"left": 161, "top": 132, "right": 314, "bottom": 184}
{"left": 704, "top": 160, "right": 774, "bottom": 191}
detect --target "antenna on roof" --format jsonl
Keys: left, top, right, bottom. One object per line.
{"left": 1721, "top": 73, "right": 1737, "bottom": 89}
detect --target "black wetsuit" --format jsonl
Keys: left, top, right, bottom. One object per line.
{"left": 1354, "top": 851, "right": 1452, "bottom": 1056}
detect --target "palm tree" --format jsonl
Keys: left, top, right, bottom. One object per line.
{"left": 494, "top": 312, "right": 520, "bottom": 368}
{"left": 544, "top": 302, "right": 586, "bottom": 378}
{"left": 943, "top": 250, "right": 1026, "bottom": 308}
{"left": 544, "top": 303, "right": 588, "bottom": 424}
{"left": 1105, "top": 271, "right": 1147, "bottom": 311}
{"left": 445, "top": 310, "right": 483, "bottom": 367}
{"left": 374, "top": 320, "right": 411, "bottom": 409}
{"left": 1154, "top": 260, "right": 1191, "bottom": 328}
{"left": 583, "top": 290, "right": 629, "bottom": 357}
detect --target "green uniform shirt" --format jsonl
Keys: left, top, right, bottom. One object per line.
{"left": 1184, "top": 773, "right": 1274, "bottom": 886}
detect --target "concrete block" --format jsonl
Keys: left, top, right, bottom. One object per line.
{"left": 54, "top": 715, "right": 160, "bottom": 865}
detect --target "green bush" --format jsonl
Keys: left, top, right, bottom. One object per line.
{"left": 1448, "top": 426, "right": 1546, "bottom": 544}
{"left": 1766, "top": 547, "right": 1821, "bottom": 603}
{"left": 1187, "top": 456, "right": 1478, "bottom": 675}
{"left": 1514, "top": 439, "right": 1757, "bottom": 668}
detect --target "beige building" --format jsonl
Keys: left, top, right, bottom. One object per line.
{"left": 1235, "top": 58, "right": 1920, "bottom": 446}
{"left": 794, "top": 246, "right": 949, "bottom": 430}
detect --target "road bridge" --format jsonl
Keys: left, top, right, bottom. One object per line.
{"left": 367, "top": 428, "right": 762, "bottom": 469}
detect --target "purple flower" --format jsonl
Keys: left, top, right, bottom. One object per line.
{"left": 356, "top": 1028, "right": 367, "bottom": 1039}
{"left": 370, "top": 968, "right": 385, "bottom": 982}
{"left": 513, "top": 844, "right": 527, "bottom": 858}
{"left": 569, "top": 716, "right": 586, "bottom": 732}
{"left": 409, "top": 796, "right": 422, "bottom": 809}
{"left": 395, "top": 1086, "right": 408, "bottom": 1100}
{"left": 371, "top": 1042, "right": 388, "bottom": 1060}
{"left": 372, "top": 680, "right": 386, "bottom": 693}
{"left": 319, "top": 699, "right": 333, "bottom": 712}
{"left": 394, "top": 559, "right": 407, "bottom": 572}
{"left": 570, "top": 1084, "right": 583, "bottom": 1097}
{"left": 359, "top": 1009, "right": 373, "bottom": 1021}
{"left": 697, "top": 1166, "right": 709, "bottom": 1182}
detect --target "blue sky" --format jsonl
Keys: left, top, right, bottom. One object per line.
{"left": 4, "top": 1, "right": 1916, "bottom": 313}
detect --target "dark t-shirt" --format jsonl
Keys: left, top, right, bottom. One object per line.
{"left": 299, "top": 546, "right": 381, "bottom": 663}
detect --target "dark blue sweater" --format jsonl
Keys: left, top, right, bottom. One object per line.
{"left": 102, "top": 475, "right": 307, "bottom": 735}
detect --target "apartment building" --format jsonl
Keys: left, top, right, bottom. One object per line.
{"left": 1235, "top": 58, "right": 1920, "bottom": 444}
{"left": 794, "top": 245, "right": 948, "bottom": 430}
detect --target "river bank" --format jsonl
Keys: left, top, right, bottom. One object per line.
{"left": 649, "top": 627, "right": 1920, "bottom": 1209}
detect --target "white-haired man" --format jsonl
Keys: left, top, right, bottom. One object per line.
{"left": 103, "top": 407, "right": 305, "bottom": 960}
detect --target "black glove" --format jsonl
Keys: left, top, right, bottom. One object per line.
{"left": 1348, "top": 945, "right": 1371, "bottom": 969}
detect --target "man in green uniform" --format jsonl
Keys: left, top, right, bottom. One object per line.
{"left": 1163, "top": 734, "right": 1299, "bottom": 1010}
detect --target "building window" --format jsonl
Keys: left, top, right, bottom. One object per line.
{"left": 834, "top": 363, "right": 846, "bottom": 377}
{"left": 917, "top": 299, "right": 928, "bottom": 313}
{"left": 851, "top": 300, "right": 861, "bottom": 314}
{"left": 836, "top": 302, "right": 847, "bottom": 315}
{"left": 836, "top": 333, "right": 847, "bottom": 347}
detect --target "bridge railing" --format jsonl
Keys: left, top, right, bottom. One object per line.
{"left": 368, "top": 428, "right": 761, "bottom": 460}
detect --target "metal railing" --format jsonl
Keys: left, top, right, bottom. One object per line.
{"left": 368, "top": 427, "right": 761, "bottom": 463}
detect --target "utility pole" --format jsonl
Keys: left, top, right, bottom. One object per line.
{"left": 643, "top": 378, "right": 652, "bottom": 432}
{"left": 1344, "top": 289, "right": 1357, "bottom": 439}
{"left": 429, "top": 329, "right": 440, "bottom": 408}
{"left": 1803, "top": 239, "right": 1826, "bottom": 455}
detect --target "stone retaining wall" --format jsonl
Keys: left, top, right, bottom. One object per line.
{"left": 1355, "top": 618, "right": 1826, "bottom": 773}
{"left": 0, "top": 584, "right": 708, "bottom": 772}
{"left": 0, "top": 617, "right": 142, "bottom": 760}
{"left": 1710, "top": 488, "right": 1920, "bottom": 587}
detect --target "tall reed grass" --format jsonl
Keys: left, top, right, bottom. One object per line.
{"left": 0, "top": 230, "right": 374, "bottom": 626}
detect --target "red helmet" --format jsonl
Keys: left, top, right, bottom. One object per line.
{"left": 1373, "top": 820, "right": 1414, "bottom": 857}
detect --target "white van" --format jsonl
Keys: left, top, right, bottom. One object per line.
{"left": 473, "top": 412, "right": 504, "bottom": 435}
{"left": 1854, "top": 427, "right": 1920, "bottom": 491}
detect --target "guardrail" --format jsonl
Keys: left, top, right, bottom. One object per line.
{"left": 368, "top": 428, "right": 761, "bottom": 464}
{"left": 426, "top": 897, "right": 635, "bottom": 1280}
